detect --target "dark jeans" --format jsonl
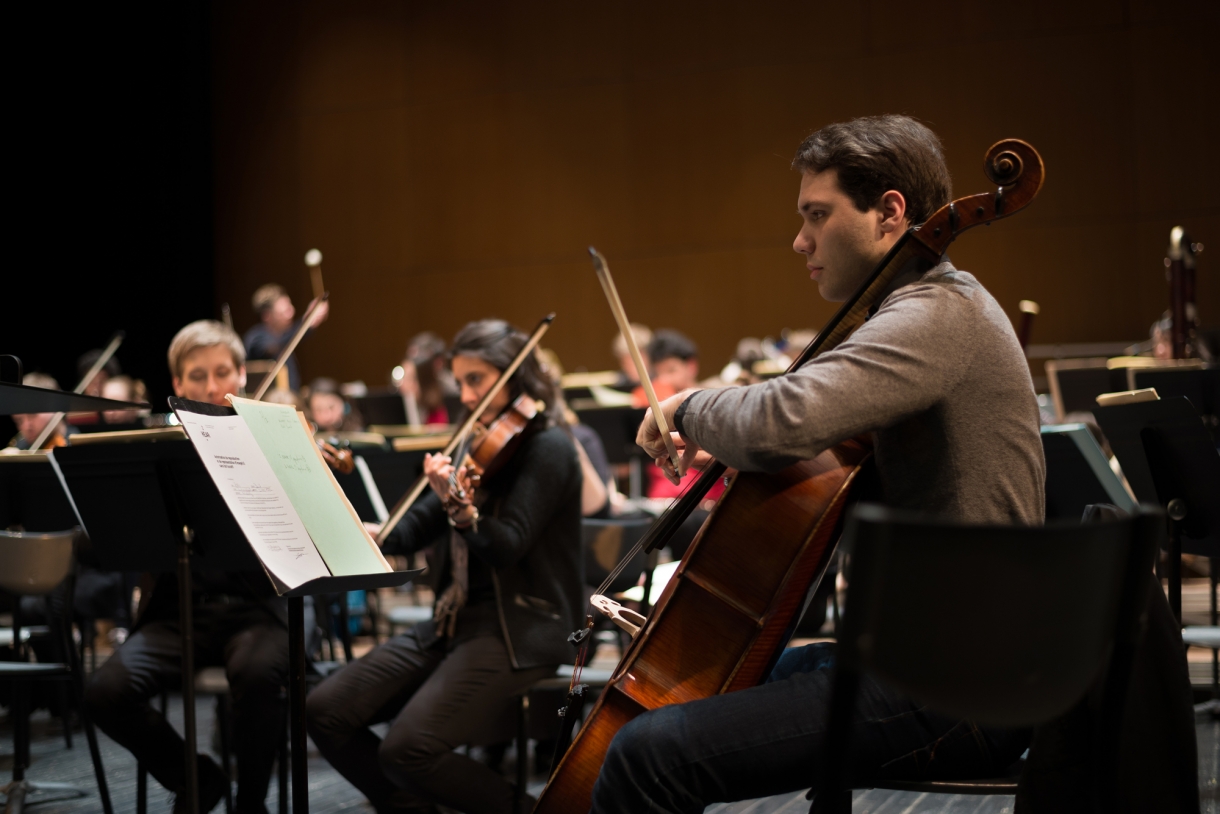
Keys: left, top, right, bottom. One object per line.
{"left": 306, "top": 630, "right": 552, "bottom": 813}
{"left": 84, "top": 603, "right": 287, "bottom": 814}
{"left": 590, "top": 643, "right": 1028, "bottom": 813}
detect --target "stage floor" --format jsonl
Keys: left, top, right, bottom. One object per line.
{"left": 4, "top": 694, "right": 1218, "bottom": 813}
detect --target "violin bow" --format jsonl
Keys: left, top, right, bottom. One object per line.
{"left": 305, "top": 248, "right": 324, "bottom": 301}
{"left": 251, "top": 294, "right": 327, "bottom": 401}
{"left": 587, "top": 247, "right": 684, "bottom": 483}
{"left": 375, "top": 313, "right": 556, "bottom": 545}
{"left": 28, "top": 330, "right": 125, "bottom": 451}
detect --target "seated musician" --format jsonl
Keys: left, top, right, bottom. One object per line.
{"left": 305, "top": 376, "right": 364, "bottom": 433}
{"left": 101, "top": 374, "right": 149, "bottom": 425}
{"left": 399, "top": 330, "right": 456, "bottom": 425}
{"left": 8, "top": 373, "right": 76, "bottom": 449}
{"left": 84, "top": 320, "right": 290, "bottom": 814}
{"left": 68, "top": 349, "right": 123, "bottom": 427}
{"left": 306, "top": 319, "right": 583, "bottom": 814}
{"left": 611, "top": 322, "right": 653, "bottom": 390}
{"left": 243, "top": 283, "right": 329, "bottom": 392}
{"left": 591, "top": 115, "right": 1044, "bottom": 812}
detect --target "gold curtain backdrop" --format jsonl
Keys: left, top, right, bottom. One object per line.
{"left": 211, "top": 0, "right": 1219, "bottom": 388}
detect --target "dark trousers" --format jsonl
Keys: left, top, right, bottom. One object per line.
{"left": 590, "top": 643, "right": 1028, "bottom": 814}
{"left": 306, "top": 630, "right": 552, "bottom": 813}
{"left": 84, "top": 603, "right": 287, "bottom": 814}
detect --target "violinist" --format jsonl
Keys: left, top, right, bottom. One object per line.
{"left": 305, "top": 376, "right": 364, "bottom": 433}
{"left": 399, "top": 331, "right": 455, "bottom": 425}
{"left": 8, "top": 373, "right": 76, "bottom": 449}
{"left": 306, "top": 319, "right": 583, "bottom": 814}
{"left": 243, "top": 283, "right": 329, "bottom": 391}
{"left": 591, "top": 115, "right": 1045, "bottom": 812}
{"left": 85, "top": 320, "right": 291, "bottom": 814}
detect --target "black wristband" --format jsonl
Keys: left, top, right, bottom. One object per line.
{"left": 673, "top": 394, "right": 693, "bottom": 438}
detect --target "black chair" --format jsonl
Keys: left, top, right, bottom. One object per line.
{"left": 815, "top": 503, "right": 1162, "bottom": 813}
{"left": 0, "top": 530, "right": 113, "bottom": 814}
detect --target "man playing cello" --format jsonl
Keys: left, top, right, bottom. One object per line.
{"left": 592, "top": 115, "right": 1045, "bottom": 811}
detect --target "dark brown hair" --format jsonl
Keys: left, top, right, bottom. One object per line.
{"left": 792, "top": 115, "right": 952, "bottom": 225}
{"left": 449, "top": 319, "right": 563, "bottom": 428}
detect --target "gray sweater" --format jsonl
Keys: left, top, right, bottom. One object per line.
{"left": 677, "top": 261, "right": 1045, "bottom": 525}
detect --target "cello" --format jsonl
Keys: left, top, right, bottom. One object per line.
{"left": 535, "top": 138, "right": 1045, "bottom": 813}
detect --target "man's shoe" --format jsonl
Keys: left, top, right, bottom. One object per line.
{"left": 173, "top": 754, "right": 229, "bottom": 813}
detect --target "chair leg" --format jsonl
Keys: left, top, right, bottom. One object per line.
{"left": 58, "top": 682, "right": 73, "bottom": 749}
{"left": 217, "top": 694, "right": 235, "bottom": 814}
{"left": 515, "top": 694, "right": 529, "bottom": 814}
{"left": 13, "top": 680, "right": 29, "bottom": 783}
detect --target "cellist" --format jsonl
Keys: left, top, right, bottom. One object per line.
{"left": 592, "top": 115, "right": 1045, "bottom": 812}
{"left": 306, "top": 319, "right": 584, "bottom": 814}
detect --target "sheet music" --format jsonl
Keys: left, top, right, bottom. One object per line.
{"left": 176, "top": 410, "right": 330, "bottom": 589}
{"left": 229, "top": 397, "right": 390, "bottom": 577}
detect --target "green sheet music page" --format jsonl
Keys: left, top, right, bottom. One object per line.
{"left": 229, "top": 396, "right": 389, "bottom": 577}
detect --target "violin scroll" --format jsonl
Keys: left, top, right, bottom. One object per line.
{"left": 913, "top": 138, "right": 1044, "bottom": 258}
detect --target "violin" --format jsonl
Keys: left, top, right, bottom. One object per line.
{"left": 456, "top": 393, "right": 541, "bottom": 486}
{"left": 317, "top": 436, "right": 355, "bottom": 474}
{"left": 375, "top": 315, "right": 556, "bottom": 545}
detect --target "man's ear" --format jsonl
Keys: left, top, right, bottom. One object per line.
{"left": 237, "top": 366, "right": 248, "bottom": 391}
{"left": 877, "top": 190, "right": 908, "bottom": 234}
{"left": 171, "top": 376, "right": 184, "bottom": 397}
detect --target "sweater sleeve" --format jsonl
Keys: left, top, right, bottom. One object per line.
{"left": 680, "top": 280, "right": 976, "bottom": 472}
{"left": 381, "top": 490, "right": 448, "bottom": 556}
{"left": 459, "top": 428, "right": 579, "bottom": 569}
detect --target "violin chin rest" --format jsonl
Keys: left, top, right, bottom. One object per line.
{"left": 590, "top": 594, "right": 646, "bottom": 638}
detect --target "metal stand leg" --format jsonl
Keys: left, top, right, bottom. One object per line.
{"left": 289, "top": 596, "right": 308, "bottom": 814}
{"left": 178, "top": 532, "right": 199, "bottom": 814}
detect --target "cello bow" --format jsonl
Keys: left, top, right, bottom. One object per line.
{"left": 535, "top": 138, "right": 1045, "bottom": 814}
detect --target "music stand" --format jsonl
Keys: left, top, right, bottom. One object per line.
{"left": 53, "top": 430, "right": 418, "bottom": 814}
{"left": 1040, "top": 424, "right": 1136, "bottom": 521}
{"left": 0, "top": 454, "right": 78, "bottom": 531}
{"left": 1094, "top": 396, "right": 1220, "bottom": 622}
{"left": 353, "top": 391, "right": 408, "bottom": 426}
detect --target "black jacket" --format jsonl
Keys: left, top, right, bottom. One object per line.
{"left": 384, "top": 424, "right": 584, "bottom": 669}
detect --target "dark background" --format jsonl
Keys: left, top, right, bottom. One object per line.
{"left": 4, "top": 1, "right": 1218, "bottom": 444}
{"left": 2, "top": 4, "right": 214, "bottom": 440}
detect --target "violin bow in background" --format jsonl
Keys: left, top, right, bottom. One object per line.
{"left": 587, "top": 247, "right": 683, "bottom": 483}
{"left": 375, "top": 313, "right": 556, "bottom": 545}
{"left": 28, "top": 330, "right": 125, "bottom": 451}
{"left": 251, "top": 295, "right": 327, "bottom": 401}
{"left": 305, "top": 248, "right": 325, "bottom": 301}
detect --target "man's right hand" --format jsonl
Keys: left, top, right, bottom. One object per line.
{"left": 636, "top": 390, "right": 710, "bottom": 482}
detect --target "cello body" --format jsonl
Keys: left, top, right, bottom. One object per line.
{"left": 535, "top": 437, "right": 871, "bottom": 813}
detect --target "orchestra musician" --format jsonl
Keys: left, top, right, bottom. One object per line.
{"left": 84, "top": 320, "right": 291, "bottom": 814}
{"left": 243, "top": 283, "right": 330, "bottom": 392}
{"left": 305, "top": 319, "right": 583, "bottom": 814}
{"left": 611, "top": 322, "right": 652, "bottom": 390}
{"left": 398, "top": 330, "right": 456, "bottom": 425}
{"left": 305, "top": 376, "right": 364, "bottom": 433}
{"left": 591, "top": 115, "right": 1046, "bottom": 812}
{"left": 8, "top": 373, "right": 76, "bottom": 449}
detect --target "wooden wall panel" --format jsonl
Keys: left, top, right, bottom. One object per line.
{"left": 211, "top": 0, "right": 1219, "bottom": 390}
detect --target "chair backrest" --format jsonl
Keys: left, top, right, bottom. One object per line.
{"left": 0, "top": 529, "right": 76, "bottom": 596}
{"left": 582, "top": 516, "right": 654, "bottom": 593}
{"left": 837, "top": 503, "right": 1162, "bottom": 729}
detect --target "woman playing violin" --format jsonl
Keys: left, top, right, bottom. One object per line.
{"left": 306, "top": 319, "right": 584, "bottom": 814}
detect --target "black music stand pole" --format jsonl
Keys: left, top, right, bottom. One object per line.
{"left": 280, "top": 571, "right": 416, "bottom": 814}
